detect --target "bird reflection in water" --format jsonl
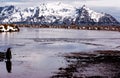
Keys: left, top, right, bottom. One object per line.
{"left": 6, "top": 60, "right": 12, "bottom": 73}
{"left": 5, "top": 48, "right": 12, "bottom": 73}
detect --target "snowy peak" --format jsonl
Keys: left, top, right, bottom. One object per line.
{"left": 81, "top": 5, "right": 89, "bottom": 10}
{"left": 0, "top": 4, "right": 119, "bottom": 25}
{"left": 37, "top": 3, "right": 75, "bottom": 17}
{"left": 80, "top": 5, "right": 105, "bottom": 22}
{"left": 74, "top": 5, "right": 119, "bottom": 25}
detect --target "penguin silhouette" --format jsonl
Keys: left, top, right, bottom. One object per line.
{"left": 6, "top": 48, "right": 12, "bottom": 60}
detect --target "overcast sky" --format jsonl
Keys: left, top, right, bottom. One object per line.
{"left": 0, "top": 0, "right": 120, "bottom": 8}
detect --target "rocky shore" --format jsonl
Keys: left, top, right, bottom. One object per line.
{"left": 52, "top": 50, "right": 120, "bottom": 78}
{"left": 0, "top": 24, "right": 119, "bottom": 32}
{"left": 18, "top": 24, "right": 120, "bottom": 32}
{"left": 0, "top": 24, "right": 20, "bottom": 32}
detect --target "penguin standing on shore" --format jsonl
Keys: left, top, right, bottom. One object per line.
{"left": 6, "top": 48, "right": 12, "bottom": 60}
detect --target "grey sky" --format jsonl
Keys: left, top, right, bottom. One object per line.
{"left": 0, "top": 0, "right": 120, "bottom": 8}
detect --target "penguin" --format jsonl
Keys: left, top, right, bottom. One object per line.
{"left": 6, "top": 48, "right": 12, "bottom": 60}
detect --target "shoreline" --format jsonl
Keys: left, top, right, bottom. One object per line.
{"left": 0, "top": 24, "right": 19, "bottom": 32}
{"left": 17, "top": 24, "right": 120, "bottom": 32}
{"left": 52, "top": 50, "right": 120, "bottom": 78}
{"left": 1, "top": 24, "right": 120, "bottom": 32}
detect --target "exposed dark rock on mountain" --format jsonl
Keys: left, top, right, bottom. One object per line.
{"left": 0, "top": 4, "right": 119, "bottom": 26}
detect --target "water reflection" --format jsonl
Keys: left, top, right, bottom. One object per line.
{"left": 6, "top": 60, "right": 12, "bottom": 73}
{"left": 0, "top": 48, "right": 12, "bottom": 73}
{"left": 6, "top": 48, "right": 12, "bottom": 73}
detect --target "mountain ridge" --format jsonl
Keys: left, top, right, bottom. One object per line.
{"left": 0, "top": 3, "right": 119, "bottom": 26}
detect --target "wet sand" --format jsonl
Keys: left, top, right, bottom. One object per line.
{"left": 52, "top": 50, "right": 120, "bottom": 78}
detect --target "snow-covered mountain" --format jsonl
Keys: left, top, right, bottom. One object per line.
{"left": 0, "top": 3, "right": 119, "bottom": 25}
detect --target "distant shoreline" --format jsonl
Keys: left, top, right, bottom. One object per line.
{"left": 1, "top": 24, "right": 120, "bottom": 32}
{"left": 17, "top": 24, "right": 120, "bottom": 32}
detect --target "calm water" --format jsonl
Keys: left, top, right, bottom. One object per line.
{"left": 0, "top": 28, "right": 120, "bottom": 78}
